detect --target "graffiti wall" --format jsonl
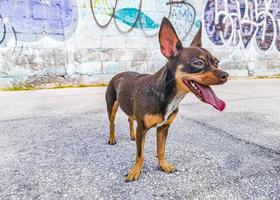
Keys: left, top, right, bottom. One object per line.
{"left": 0, "top": 0, "right": 78, "bottom": 45}
{"left": 204, "top": 0, "right": 280, "bottom": 51}
{"left": 0, "top": 0, "right": 279, "bottom": 88}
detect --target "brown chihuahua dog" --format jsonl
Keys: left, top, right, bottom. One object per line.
{"left": 105, "top": 17, "right": 229, "bottom": 181}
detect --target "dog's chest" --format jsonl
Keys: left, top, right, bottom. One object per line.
{"left": 156, "top": 92, "right": 185, "bottom": 127}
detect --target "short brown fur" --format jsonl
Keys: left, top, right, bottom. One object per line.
{"left": 128, "top": 116, "right": 136, "bottom": 140}
{"left": 105, "top": 17, "right": 228, "bottom": 181}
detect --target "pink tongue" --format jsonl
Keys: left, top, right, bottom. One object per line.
{"left": 196, "top": 83, "right": 226, "bottom": 111}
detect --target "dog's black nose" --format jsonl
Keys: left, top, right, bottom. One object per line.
{"left": 218, "top": 71, "right": 229, "bottom": 81}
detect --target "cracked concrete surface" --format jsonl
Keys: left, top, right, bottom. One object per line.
{"left": 0, "top": 79, "right": 280, "bottom": 199}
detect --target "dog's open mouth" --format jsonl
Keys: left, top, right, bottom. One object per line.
{"left": 183, "top": 80, "right": 226, "bottom": 111}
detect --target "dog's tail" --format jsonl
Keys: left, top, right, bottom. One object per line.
{"left": 105, "top": 79, "right": 117, "bottom": 117}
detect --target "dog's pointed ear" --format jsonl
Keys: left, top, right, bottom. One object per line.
{"left": 159, "top": 17, "right": 182, "bottom": 59}
{"left": 190, "top": 22, "right": 202, "bottom": 48}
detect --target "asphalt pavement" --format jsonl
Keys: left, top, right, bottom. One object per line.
{"left": 0, "top": 79, "right": 280, "bottom": 199}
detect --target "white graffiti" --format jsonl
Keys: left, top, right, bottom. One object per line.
{"left": 168, "top": 1, "right": 196, "bottom": 40}
{"left": 204, "top": 0, "right": 280, "bottom": 51}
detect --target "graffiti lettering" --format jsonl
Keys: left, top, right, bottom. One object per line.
{"left": 204, "top": 0, "right": 280, "bottom": 51}
{"left": 168, "top": 1, "right": 196, "bottom": 40}
{"left": 90, "top": 0, "right": 197, "bottom": 38}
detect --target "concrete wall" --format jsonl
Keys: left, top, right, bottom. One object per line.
{"left": 0, "top": 0, "right": 280, "bottom": 88}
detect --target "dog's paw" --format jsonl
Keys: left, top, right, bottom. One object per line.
{"left": 125, "top": 167, "right": 141, "bottom": 182}
{"left": 108, "top": 139, "right": 116, "bottom": 145}
{"left": 159, "top": 160, "right": 176, "bottom": 173}
{"left": 130, "top": 134, "right": 136, "bottom": 141}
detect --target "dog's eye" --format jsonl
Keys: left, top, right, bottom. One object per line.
{"left": 191, "top": 59, "right": 205, "bottom": 69}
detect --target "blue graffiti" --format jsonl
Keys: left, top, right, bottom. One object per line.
{"left": 195, "top": 20, "right": 201, "bottom": 28}
{"left": 0, "top": 0, "right": 78, "bottom": 46}
{"left": 114, "top": 8, "right": 159, "bottom": 29}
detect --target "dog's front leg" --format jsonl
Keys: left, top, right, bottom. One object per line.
{"left": 157, "top": 125, "right": 176, "bottom": 173}
{"left": 126, "top": 123, "right": 147, "bottom": 181}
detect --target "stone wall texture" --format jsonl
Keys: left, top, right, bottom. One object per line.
{"left": 0, "top": 0, "right": 280, "bottom": 88}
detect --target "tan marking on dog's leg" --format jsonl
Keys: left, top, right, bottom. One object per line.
{"left": 144, "top": 114, "right": 164, "bottom": 129}
{"left": 126, "top": 125, "right": 147, "bottom": 181}
{"left": 108, "top": 101, "right": 119, "bottom": 145}
{"left": 128, "top": 117, "right": 136, "bottom": 141}
{"left": 165, "top": 110, "right": 178, "bottom": 126}
{"left": 157, "top": 125, "right": 176, "bottom": 173}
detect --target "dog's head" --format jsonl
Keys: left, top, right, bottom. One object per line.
{"left": 159, "top": 17, "right": 229, "bottom": 111}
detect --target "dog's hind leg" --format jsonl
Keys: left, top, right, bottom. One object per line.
{"left": 106, "top": 83, "right": 119, "bottom": 145}
{"left": 128, "top": 117, "right": 136, "bottom": 141}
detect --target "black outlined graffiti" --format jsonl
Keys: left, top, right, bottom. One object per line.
{"left": 167, "top": 1, "right": 196, "bottom": 40}
{"left": 91, "top": 0, "right": 159, "bottom": 33}
{"left": 204, "top": 0, "right": 280, "bottom": 51}
{"left": 0, "top": 15, "right": 6, "bottom": 45}
{"left": 113, "top": 0, "right": 143, "bottom": 33}
{"left": 0, "top": 15, "right": 17, "bottom": 54}
{"left": 90, "top": 0, "right": 196, "bottom": 39}
{"left": 90, "top": 0, "right": 117, "bottom": 28}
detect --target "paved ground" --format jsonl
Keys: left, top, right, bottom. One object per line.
{"left": 0, "top": 79, "right": 280, "bottom": 199}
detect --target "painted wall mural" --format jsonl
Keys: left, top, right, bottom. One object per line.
{"left": 168, "top": 1, "right": 196, "bottom": 40}
{"left": 0, "top": 0, "right": 78, "bottom": 47}
{"left": 90, "top": 0, "right": 162, "bottom": 35}
{"left": 2, "top": 0, "right": 280, "bottom": 88}
{"left": 114, "top": 8, "right": 160, "bottom": 30}
{"left": 204, "top": 0, "right": 280, "bottom": 51}
{"left": 90, "top": 0, "right": 199, "bottom": 38}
